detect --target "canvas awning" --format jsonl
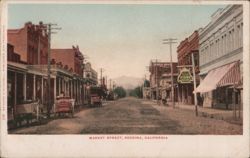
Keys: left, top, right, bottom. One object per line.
{"left": 194, "top": 61, "right": 241, "bottom": 93}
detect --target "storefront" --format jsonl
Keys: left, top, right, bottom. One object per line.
{"left": 195, "top": 61, "right": 241, "bottom": 109}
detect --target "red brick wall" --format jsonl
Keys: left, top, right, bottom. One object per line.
{"left": 7, "top": 43, "right": 21, "bottom": 63}
{"left": 51, "top": 48, "right": 83, "bottom": 76}
{"left": 51, "top": 49, "right": 74, "bottom": 71}
{"left": 8, "top": 28, "right": 28, "bottom": 62}
{"left": 177, "top": 31, "right": 199, "bottom": 71}
{"left": 8, "top": 22, "right": 48, "bottom": 65}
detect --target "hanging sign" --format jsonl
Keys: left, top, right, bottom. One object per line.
{"left": 177, "top": 67, "right": 193, "bottom": 84}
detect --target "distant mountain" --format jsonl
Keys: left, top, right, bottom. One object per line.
{"left": 112, "top": 76, "right": 144, "bottom": 90}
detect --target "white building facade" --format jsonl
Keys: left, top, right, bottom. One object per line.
{"left": 197, "top": 5, "right": 243, "bottom": 109}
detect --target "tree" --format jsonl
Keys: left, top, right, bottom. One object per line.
{"left": 143, "top": 80, "right": 150, "bottom": 87}
{"left": 113, "top": 86, "right": 126, "bottom": 98}
{"left": 129, "top": 86, "right": 143, "bottom": 98}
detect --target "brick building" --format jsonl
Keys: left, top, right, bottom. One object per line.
{"left": 50, "top": 45, "right": 85, "bottom": 106}
{"left": 196, "top": 5, "right": 242, "bottom": 109}
{"left": 7, "top": 22, "right": 87, "bottom": 124}
{"left": 7, "top": 43, "right": 21, "bottom": 63}
{"left": 51, "top": 45, "right": 84, "bottom": 76}
{"left": 8, "top": 22, "right": 48, "bottom": 65}
{"left": 149, "top": 61, "right": 178, "bottom": 101}
{"left": 177, "top": 30, "right": 200, "bottom": 105}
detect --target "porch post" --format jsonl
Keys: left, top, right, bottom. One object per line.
{"left": 225, "top": 88, "right": 228, "bottom": 109}
{"left": 69, "top": 80, "right": 72, "bottom": 98}
{"left": 33, "top": 75, "right": 36, "bottom": 100}
{"left": 14, "top": 72, "right": 17, "bottom": 106}
{"left": 62, "top": 78, "right": 64, "bottom": 93}
{"left": 23, "top": 73, "right": 27, "bottom": 101}
{"left": 182, "top": 84, "right": 184, "bottom": 103}
{"left": 233, "top": 88, "right": 236, "bottom": 119}
{"left": 58, "top": 77, "right": 61, "bottom": 94}
{"left": 72, "top": 80, "right": 74, "bottom": 99}
{"left": 80, "top": 81, "right": 82, "bottom": 105}
{"left": 41, "top": 77, "right": 44, "bottom": 104}
{"left": 54, "top": 77, "right": 56, "bottom": 101}
{"left": 76, "top": 80, "right": 78, "bottom": 103}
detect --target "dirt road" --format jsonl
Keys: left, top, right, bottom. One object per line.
{"left": 10, "top": 97, "right": 242, "bottom": 134}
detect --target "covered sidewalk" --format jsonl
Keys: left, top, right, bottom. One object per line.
{"left": 195, "top": 61, "right": 241, "bottom": 93}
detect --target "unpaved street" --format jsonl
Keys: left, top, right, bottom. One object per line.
{"left": 10, "top": 97, "right": 242, "bottom": 134}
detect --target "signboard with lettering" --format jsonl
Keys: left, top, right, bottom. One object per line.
{"left": 177, "top": 68, "right": 193, "bottom": 84}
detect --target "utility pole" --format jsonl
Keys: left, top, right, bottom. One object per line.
{"left": 152, "top": 59, "right": 159, "bottom": 103}
{"left": 156, "top": 59, "right": 159, "bottom": 103}
{"left": 163, "top": 38, "right": 177, "bottom": 108}
{"left": 191, "top": 52, "right": 198, "bottom": 116}
{"left": 109, "top": 79, "right": 112, "bottom": 90}
{"left": 105, "top": 76, "right": 108, "bottom": 87}
{"left": 100, "top": 68, "right": 105, "bottom": 86}
{"left": 113, "top": 81, "right": 115, "bottom": 90}
{"left": 45, "top": 23, "right": 61, "bottom": 118}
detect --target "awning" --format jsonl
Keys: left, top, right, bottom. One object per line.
{"left": 194, "top": 61, "right": 241, "bottom": 93}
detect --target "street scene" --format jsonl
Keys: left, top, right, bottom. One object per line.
{"left": 6, "top": 4, "right": 243, "bottom": 135}
{"left": 10, "top": 97, "right": 241, "bottom": 135}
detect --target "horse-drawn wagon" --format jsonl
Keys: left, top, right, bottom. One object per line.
{"left": 54, "top": 97, "right": 75, "bottom": 117}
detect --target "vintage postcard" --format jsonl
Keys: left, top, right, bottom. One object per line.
{"left": 0, "top": 0, "right": 249, "bottom": 157}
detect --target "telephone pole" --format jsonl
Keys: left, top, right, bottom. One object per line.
{"left": 152, "top": 59, "right": 159, "bottom": 102}
{"left": 109, "top": 79, "right": 112, "bottom": 90}
{"left": 156, "top": 59, "right": 159, "bottom": 103}
{"left": 163, "top": 38, "right": 177, "bottom": 108}
{"left": 45, "top": 23, "right": 61, "bottom": 118}
{"left": 100, "top": 68, "right": 105, "bottom": 86}
{"left": 191, "top": 52, "right": 198, "bottom": 116}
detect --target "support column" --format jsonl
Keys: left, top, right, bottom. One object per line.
{"left": 69, "top": 80, "right": 72, "bottom": 98}
{"left": 59, "top": 77, "right": 61, "bottom": 94}
{"left": 181, "top": 84, "right": 184, "bottom": 103}
{"left": 54, "top": 77, "right": 56, "bottom": 102}
{"left": 41, "top": 77, "right": 44, "bottom": 104}
{"left": 77, "top": 80, "right": 79, "bottom": 104}
{"left": 79, "top": 81, "right": 81, "bottom": 104}
{"left": 178, "top": 85, "right": 181, "bottom": 103}
{"left": 76, "top": 80, "right": 78, "bottom": 104}
{"left": 14, "top": 72, "right": 17, "bottom": 106}
{"left": 23, "top": 73, "right": 27, "bottom": 101}
{"left": 76, "top": 80, "right": 78, "bottom": 103}
{"left": 33, "top": 75, "right": 36, "bottom": 100}
{"left": 62, "top": 78, "right": 65, "bottom": 93}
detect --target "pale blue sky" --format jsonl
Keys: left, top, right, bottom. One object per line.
{"left": 8, "top": 4, "right": 226, "bottom": 79}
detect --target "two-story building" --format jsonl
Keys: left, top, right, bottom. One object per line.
{"left": 83, "top": 62, "right": 98, "bottom": 85}
{"left": 196, "top": 5, "right": 243, "bottom": 109}
{"left": 51, "top": 45, "right": 85, "bottom": 106}
{"left": 82, "top": 62, "right": 98, "bottom": 104}
{"left": 7, "top": 22, "right": 86, "bottom": 122}
{"left": 177, "top": 30, "right": 200, "bottom": 105}
{"left": 149, "top": 61, "right": 178, "bottom": 101}
{"left": 8, "top": 21, "right": 48, "bottom": 65}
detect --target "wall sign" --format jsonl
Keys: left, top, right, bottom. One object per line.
{"left": 177, "top": 67, "right": 193, "bottom": 84}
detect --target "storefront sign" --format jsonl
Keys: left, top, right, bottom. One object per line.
{"left": 177, "top": 68, "right": 193, "bottom": 84}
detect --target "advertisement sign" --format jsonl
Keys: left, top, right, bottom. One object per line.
{"left": 177, "top": 67, "right": 193, "bottom": 84}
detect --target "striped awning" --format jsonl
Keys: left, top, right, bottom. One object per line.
{"left": 194, "top": 61, "right": 241, "bottom": 93}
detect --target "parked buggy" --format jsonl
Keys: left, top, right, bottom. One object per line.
{"left": 54, "top": 97, "right": 75, "bottom": 117}
{"left": 88, "top": 86, "right": 104, "bottom": 107}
